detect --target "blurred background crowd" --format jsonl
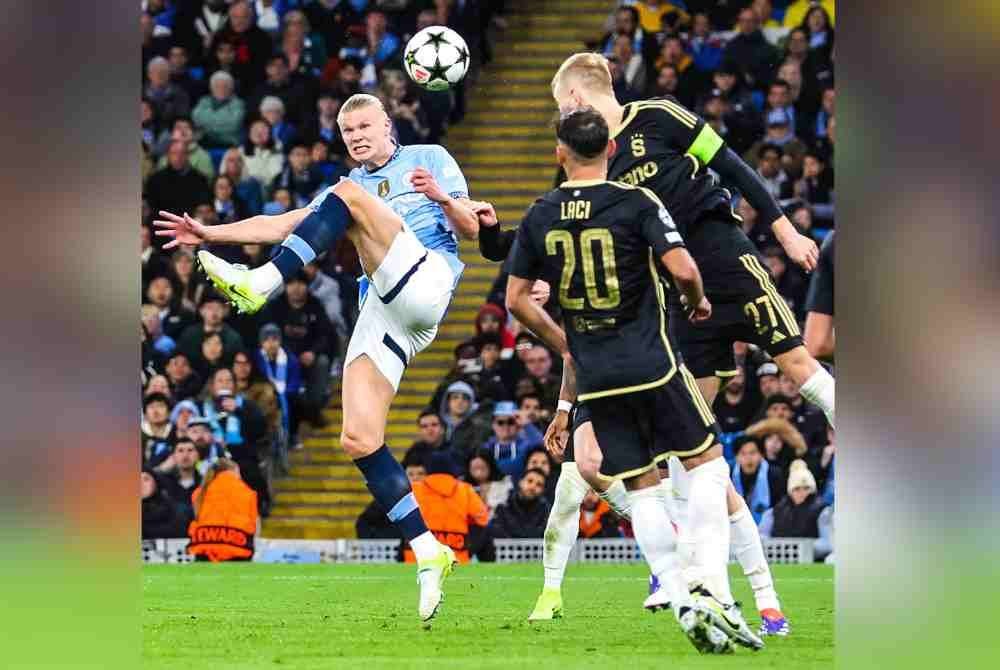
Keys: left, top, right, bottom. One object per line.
{"left": 141, "top": 0, "right": 834, "bottom": 561}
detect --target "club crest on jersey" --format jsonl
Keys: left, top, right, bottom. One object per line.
{"left": 630, "top": 134, "right": 646, "bottom": 157}
{"left": 377, "top": 179, "right": 390, "bottom": 198}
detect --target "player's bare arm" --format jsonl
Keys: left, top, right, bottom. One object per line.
{"left": 659, "top": 247, "right": 712, "bottom": 322}
{"left": 504, "top": 274, "right": 569, "bottom": 356}
{"left": 543, "top": 354, "right": 577, "bottom": 457}
{"left": 409, "top": 167, "right": 479, "bottom": 239}
{"left": 804, "top": 312, "right": 835, "bottom": 359}
{"left": 745, "top": 417, "right": 808, "bottom": 457}
{"left": 154, "top": 208, "right": 310, "bottom": 248}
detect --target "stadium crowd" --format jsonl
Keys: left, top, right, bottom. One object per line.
{"left": 141, "top": 0, "right": 834, "bottom": 562}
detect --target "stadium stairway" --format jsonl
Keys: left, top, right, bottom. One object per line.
{"left": 262, "top": 0, "right": 615, "bottom": 540}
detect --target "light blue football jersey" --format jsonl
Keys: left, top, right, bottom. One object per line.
{"left": 308, "top": 143, "right": 469, "bottom": 286}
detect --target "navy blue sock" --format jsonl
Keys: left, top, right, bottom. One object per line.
{"left": 354, "top": 445, "right": 428, "bottom": 541}
{"left": 271, "top": 192, "right": 351, "bottom": 278}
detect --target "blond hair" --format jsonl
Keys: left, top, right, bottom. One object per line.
{"left": 338, "top": 93, "right": 387, "bottom": 122}
{"left": 551, "top": 52, "right": 613, "bottom": 97}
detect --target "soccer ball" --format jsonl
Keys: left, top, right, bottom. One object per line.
{"left": 403, "top": 26, "right": 470, "bottom": 92}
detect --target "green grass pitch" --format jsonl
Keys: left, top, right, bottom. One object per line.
{"left": 143, "top": 563, "right": 833, "bottom": 669}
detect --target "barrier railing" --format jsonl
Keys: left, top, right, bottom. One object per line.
{"left": 143, "top": 537, "right": 815, "bottom": 565}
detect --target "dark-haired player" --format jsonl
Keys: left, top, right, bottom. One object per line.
{"left": 506, "top": 107, "right": 763, "bottom": 652}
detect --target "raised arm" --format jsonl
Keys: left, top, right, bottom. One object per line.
{"left": 154, "top": 208, "right": 310, "bottom": 248}
{"left": 504, "top": 274, "right": 568, "bottom": 356}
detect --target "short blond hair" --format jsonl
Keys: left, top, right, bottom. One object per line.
{"left": 338, "top": 93, "right": 387, "bottom": 122}
{"left": 551, "top": 52, "right": 613, "bottom": 97}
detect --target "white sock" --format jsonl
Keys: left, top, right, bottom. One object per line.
{"left": 683, "top": 457, "right": 733, "bottom": 605}
{"left": 628, "top": 485, "right": 689, "bottom": 615}
{"left": 410, "top": 531, "right": 440, "bottom": 562}
{"left": 542, "top": 463, "right": 588, "bottom": 589}
{"left": 800, "top": 366, "right": 835, "bottom": 428}
{"left": 248, "top": 262, "right": 284, "bottom": 297}
{"left": 730, "top": 507, "right": 780, "bottom": 612}
{"left": 598, "top": 479, "right": 632, "bottom": 520}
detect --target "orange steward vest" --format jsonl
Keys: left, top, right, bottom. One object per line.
{"left": 187, "top": 471, "right": 258, "bottom": 562}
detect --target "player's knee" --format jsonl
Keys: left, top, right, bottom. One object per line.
{"left": 777, "top": 345, "right": 820, "bottom": 385}
{"left": 340, "top": 426, "right": 378, "bottom": 459}
{"left": 332, "top": 179, "right": 365, "bottom": 206}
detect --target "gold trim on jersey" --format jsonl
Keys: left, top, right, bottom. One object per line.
{"left": 595, "top": 458, "right": 659, "bottom": 484}
{"left": 631, "top": 99, "right": 697, "bottom": 129}
{"left": 679, "top": 363, "right": 716, "bottom": 426}
{"left": 560, "top": 178, "right": 606, "bottom": 188}
{"left": 576, "top": 249, "right": 677, "bottom": 401}
{"left": 739, "top": 254, "right": 801, "bottom": 337}
{"left": 662, "top": 433, "right": 716, "bottom": 460}
{"left": 715, "top": 369, "right": 739, "bottom": 378}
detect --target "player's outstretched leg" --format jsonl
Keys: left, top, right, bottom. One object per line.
{"left": 199, "top": 180, "right": 400, "bottom": 314}
{"left": 682, "top": 448, "right": 764, "bottom": 650}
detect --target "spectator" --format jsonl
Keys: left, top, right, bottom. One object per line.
{"left": 208, "top": 1, "right": 273, "bottom": 91}
{"left": 810, "top": 86, "right": 835, "bottom": 145}
{"left": 193, "top": 0, "right": 230, "bottom": 53}
{"left": 280, "top": 10, "right": 327, "bottom": 80}
{"left": 686, "top": 11, "right": 724, "bottom": 73}
{"left": 146, "top": 275, "right": 194, "bottom": 340}
{"left": 170, "top": 249, "right": 208, "bottom": 313}
{"left": 752, "top": 142, "right": 791, "bottom": 201}
{"left": 325, "top": 56, "right": 364, "bottom": 100}
{"left": 523, "top": 445, "right": 557, "bottom": 502}
{"left": 598, "top": 6, "right": 650, "bottom": 63}
{"left": 730, "top": 435, "right": 785, "bottom": 524}
{"left": 185, "top": 417, "right": 227, "bottom": 477}
{"left": 188, "top": 458, "right": 259, "bottom": 562}
{"left": 651, "top": 35, "right": 698, "bottom": 107}
{"left": 265, "top": 187, "right": 295, "bottom": 215}
{"left": 475, "top": 302, "right": 515, "bottom": 350}
{"left": 488, "top": 468, "right": 551, "bottom": 539}
{"left": 480, "top": 401, "right": 541, "bottom": 480}
{"left": 165, "top": 352, "right": 203, "bottom": 403}
{"left": 650, "top": 63, "right": 681, "bottom": 100}
{"left": 759, "top": 459, "right": 828, "bottom": 553}
{"left": 522, "top": 345, "right": 560, "bottom": 411}
{"left": 233, "top": 349, "right": 283, "bottom": 451}
{"left": 142, "top": 12, "right": 171, "bottom": 77}
{"left": 405, "top": 452, "right": 490, "bottom": 564}
{"left": 154, "top": 117, "right": 215, "bottom": 181}
{"left": 260, "top": 96, "right": 299, "bottom": 150}
{"left": 199, "top": 367, "right": 270, "bottom": 513}
{"left": 382, "top": 70, "right": 430, "bottom": 145}
{"left": 206, "top": 38, "right": 241, "bottom": 92}
{"left": 240, "top": 119, "right": 286, "bottom": 189}
{"left": 145, "top": 141, "right": 213, "bottom": 228}
{"left": 613, "top": 34, "right": 648, "bottom": 101}
{"left": 142, "top": 392, "right": 174, "bottom": 467}
{"left": 144, "top": 374, "right": 172, "bottom": 400}
{"left": 310, "top": 140, "right": 348, "bottom": 184}
{"left": 438, "top": 380, "right": 478, "bottom": 447}
{"left": 516, "top": 391, "right": 548, "bottom": 436}
{"left": 365, "top": 10, "right": 401, "bottom": 70}
{"left": 259, "top": 271, "right": 336, "bottom": 425}
{"left": 782, "top": 0, "right": 836, "bottom": 29}
{"left": 765, "top": 79, "right": 798, "bottom": 136}
{"left": 464, "top": 449, "right": 514, "bottom": 520}
{"left": 169, "top": 398, "right": 201, "bottom": 441}
{"left": 191, "top": 70, "right": 245, "bottom": 149}
{"left": 800, "top": 4, "right": 835, "bottom": 63}
{"left": 578, "top": 489, "right": 621, "bottom": 539}
{"left": 144, "top": 56, "right": 191, "bottom": 127}
{"left": 142, "top": 469, "right": 187, "bottom": 539}
{"left": 177, "top": 294, "right": 244, "bottom": 368}
{"left": 745, "top": 109, "right": 808, "bottom": 179}
{"left": 250, "top": 54, "right": 314, "bottom": 127}
{"left": 712, "top": 368, "right": 758, "bottom": 436}
{"left": 154, "top": 438, "right": 203, "bottom": 525}
{"left": 745, "top": 400, "right": 808, "bottom": 473}
{"left": 142, "top": 303, "right": 177, "bottom": 370}
{"left": 301, "top": 91, "right": 344, "bottom": 147}
{"left": 721, "top": 7, "right": 779, "bottom": 92}
{"left": 219, "top": 148, "right": 264, "bottom": 216}
{"left": 703, "top": 63, "right": 760, "bottom": 154}
{"left": 270, "top": 142, "right": 325, "bottom": 208}
{"left": 782, "top": 27, "right": 810, "bottom": 68}
{"left": 254, "top": 323, "right": 303, "bottom": 447}
{"left": 793, "top": 152, "right": 834, "bottom": 228}
{"left": 212, "top": 175, "right": 250, "bottom": 224}
{"left": 404, "top": 410, "right": 465, "bottom": 474}
{"left": 301, "top": 261, "right": 349, "bottom": 350}
{"left": 141, "top": 98, "right": 161, "bottom": 152}
{"left": 608, "top": 56, "right": 642, "bottom": 104}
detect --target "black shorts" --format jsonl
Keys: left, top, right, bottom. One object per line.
{"left": 569, "top": 367, "right": 719, "bottom": 481}
{"left": 670, "top": 218, "right": 803, "bottom": 379}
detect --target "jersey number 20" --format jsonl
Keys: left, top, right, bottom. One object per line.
{"left": 545, "top": 229, "right": 620, "bottom": 310}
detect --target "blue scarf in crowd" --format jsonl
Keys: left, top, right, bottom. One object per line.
{"left": 732, "top": 459, "right": 772, "bottom": 524}
{"left": 201, "top": 395, "right": 244, "bottom": 446}
{"left": 260, "top": 346, "right": 290, "bottom": 436}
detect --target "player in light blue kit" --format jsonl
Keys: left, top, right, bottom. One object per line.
{"left": 154, "top": 94, "right": 481, "bottom": 623}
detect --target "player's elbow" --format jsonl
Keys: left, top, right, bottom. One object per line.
{"left": 504, "top": 291, "right": 522, "bottom": 317}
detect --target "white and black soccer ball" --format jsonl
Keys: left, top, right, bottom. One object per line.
{"left": 403, "top": 26, "right": 470, "bottom": 92}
